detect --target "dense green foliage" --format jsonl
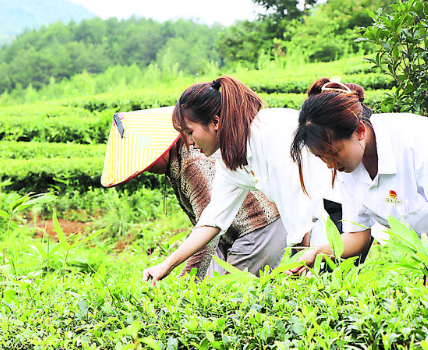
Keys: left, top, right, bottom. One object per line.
{"left": 0, "top": 17, "right": 223, "bottom": 93}
{"left": 359, "top": 0, "right": 428, "bottom": 115}
{"left": 1, "top": 197, "right": 428, "bottom": 349}
{"left": 217, "top": 0, "right": 396, "bottom": 65}
{"left": 0, "top": 0, "right": 400, "bottom": 97}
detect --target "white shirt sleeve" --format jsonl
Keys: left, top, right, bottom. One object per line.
{"left": 267, "top": 156, "right": 316, "bottom": 245}
{"left": 405, "top": 140, "right": 428, "bottom": 233}
{"left": 194, "top": 160, "right": 250, "bottom": 235}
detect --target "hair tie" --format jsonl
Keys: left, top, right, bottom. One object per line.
{"left": 321, "top": 76, "right": 352, "bottom": 94}
{"left": 212, "top": 80, "right": 221, "bottom": 91}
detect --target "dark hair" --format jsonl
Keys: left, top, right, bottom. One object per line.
{"left": 172, "top": 75, "right": 265, "bottom": 171}
{"left": 290, "top": 77, "right": 373, "bottom": 194}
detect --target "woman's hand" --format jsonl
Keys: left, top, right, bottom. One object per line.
{"left": 143, "top": 261, "right": 174, "bottom": 286}
{"left": 285, "top": 248, "right": 321, "bottom": 276}
{"left": 142, "top": 226, "right": 221, "bottom": 286}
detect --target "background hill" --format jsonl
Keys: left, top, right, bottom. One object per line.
{"left": 0, "top": 0, "right": 96, "bottom": 46}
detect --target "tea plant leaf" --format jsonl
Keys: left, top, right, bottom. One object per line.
{"left": 167, "top": 230, "right": 188, "bottom": 246}
{"left": 377, "top": 274, "right": 391, "bottom": 289}
{"left": 204, "top": 271, "right": 256, "bottom": 285}
{"left": 386, "top": 240, "right": 417, "bottom": 256}
{"left": 278, "top": 247, "right": 293, "bottom": 264}
{"left": 97, "top": 262, "right": 106, "bottom": 280}
{"left": 10, "top": 192, "right": 55, "bottom": 214}
{"left": 52, "top": 209, "right": 70, "bottom": 251}
{"left": 139, "top": 337, "right": 161, "bottom": 350}
{"left": 9, "top": 193, "right": 31, "bottom": 213}
{"left": 30, "top": 241, "right": 47, "bottom": 259}
{"left": 206, "top": 331, "right": 215, "bottom": 342}
{"left": 40, "top": 275, "right": 54, "bottom": 293}
{"left": 325, "top": 216, "right": 344, "bottom": 260}
{"left": 78, "top": 299, "right": 88, "bottom": 314}
{"left": 338, "top": 257, "right": 358, "bottom": 275}
{"left": 357, "top": 269, "right": 377, "bottom": 285}
{"left": 69, "top": 226, "right": 110, "bottom": 249}
{"left": 415, "top": 253, "right": 428, "bottom": 267}
{"left": 0, "top": 264, "right": 11, "bottom": 275}
{"left": 0, "top": 210, "right": 9, "bottom": 218}
{"left": 212, "top": 255, "right": 243, "bottom": 274}
{"left": 48, "top": 238, "right": 74, "bottom": 257}
{"left": 312, "top": 252, "right": 323, "bottom": 276}
{"left": 92, "top": 276, "right": 104, "bottom": 289}
{"left": 0, "top": 230, "right": 19, "bottom": 250}
{"left": 388, "top": 215, "right": 418, "bottom": 247}
{"left": 324, "top": 255, "right": 337, "bottom": 271}
{"left": 19, "top": 192, "right": 56, "bottom": 212}
{"left": 272, "top": 261, "right": 306, "bottom": 274}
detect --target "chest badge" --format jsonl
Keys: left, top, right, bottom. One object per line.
{"left": 386, "top": 190, "right": 402, "bottom": 204}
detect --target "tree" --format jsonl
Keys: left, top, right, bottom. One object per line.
{"left": 215, "top": 20, "right": 275, "bottom": 66}
{"left": 357, "top": 0, "right": 427, "bottom": 115}
{"left": 253, "top": 0, "right": 318, "bottom": 21}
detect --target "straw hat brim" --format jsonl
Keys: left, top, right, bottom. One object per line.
{"left": 101, "top": 106, "right": 180, "bottom": 188}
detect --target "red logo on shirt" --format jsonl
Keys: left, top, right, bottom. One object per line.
{"left": 389, "top": 190, "right": 397, "bottom": 199}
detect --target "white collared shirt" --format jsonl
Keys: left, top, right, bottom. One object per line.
{"left": 196, "top": 108, "right": 335, "bottom": 245}
{"left": 337, "top": 113, "right": 428, "bottom": 234}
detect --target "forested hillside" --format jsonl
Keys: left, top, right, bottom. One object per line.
{"left": 0, "top": 0, "right": 398, "bottom": 98}
{"left": 0, "top": 0, "right": 95, "bottom": 46}
{"left": 0, "top": 17, "right": 223, "bottom": 94}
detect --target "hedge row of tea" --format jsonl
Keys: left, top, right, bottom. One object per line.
{"left": 2, "top": 263, "right": 428, "bottom": 349}
{"left": 0, "top": 141, "right": 161, "bottom": 193}
{"left": 0, "top": 89, "right": 388, "bottom": 144}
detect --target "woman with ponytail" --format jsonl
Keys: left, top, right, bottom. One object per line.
{"left": 288, "top": 77, "right": 428, "bottom": 276}
{"left": 143, "top": 75, "right": 336, "bottom": 284}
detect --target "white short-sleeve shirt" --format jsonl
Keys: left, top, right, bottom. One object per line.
{"left": 337, "top": 113, "right": 428, "bottom": 234}
{"left": 196, "top": 108, "right": 335, "bottom": 245}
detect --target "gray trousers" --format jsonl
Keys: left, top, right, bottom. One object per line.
{"left": 206, "top": 218, "right": 288, "bottom": 277}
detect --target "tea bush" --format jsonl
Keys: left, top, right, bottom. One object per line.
{"left": 1, "top": 246, "right": 428, "bottom": 349}
{"left": 358, "top": 0, "right": 428, "bottom": 116}
{"left": 0, "top": 156, "right": 163, "bottom": 194}
{"left": 0, "top": 107, "right": 113, "bottom": 144}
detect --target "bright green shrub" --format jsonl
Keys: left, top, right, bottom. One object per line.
{"left": 1, "top": 261, "right": 427, "bottom": 349}
{"left": 0, "top": 156, "right": 161, "bottom": 194}
{"left": 261, "top": 90, "right": 391, "bottom": 112}
{"left": 62, "top": 87, "right": 181, "bottom": 112}
{"left": 358, "top": 0, "right": 428, "bottom": 115}
{"left": 0, "top": 107, "right": 113, "bottom": 144}
{"left": 248, "top": 73, "right": 394, "bottom": 94}
{"left": 0, "top": 141, "right": 106, "bottom": 159}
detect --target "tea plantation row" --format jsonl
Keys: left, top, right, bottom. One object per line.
{"left": 2, "top": 259, "right": 428, "bottom": 349}
{"left": 0, "top": 90, "right": 389, "bottom": 144}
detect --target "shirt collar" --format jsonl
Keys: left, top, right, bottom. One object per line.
{"left": 212, "top": 149, "right": 221, "bottom": 157}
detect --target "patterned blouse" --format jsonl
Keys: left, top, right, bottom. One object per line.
{"left": 166, "top": 139, "right": 281, "bottom": 279}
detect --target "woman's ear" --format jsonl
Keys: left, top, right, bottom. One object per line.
{"left": 355, "top": 121, "right": 366, "bottom": 141}
{"left": 212, "top": 116, "right": 220, "bottom": 130}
